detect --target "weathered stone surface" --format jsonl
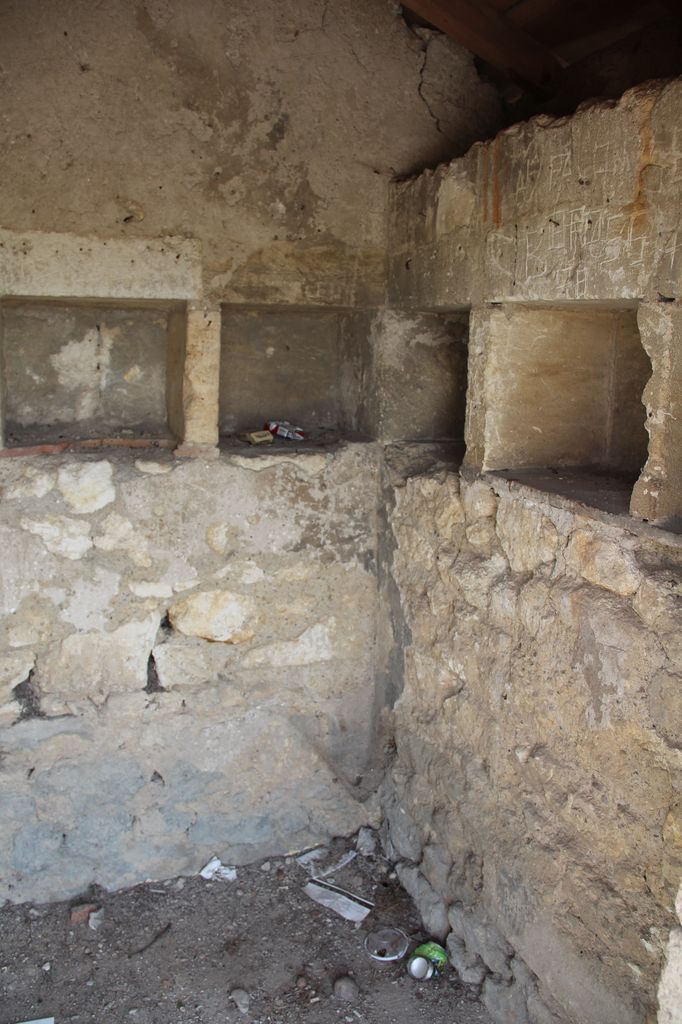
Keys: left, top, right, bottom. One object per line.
{"left": 496, "top": 499, "right": 558, "bottom": 573}
{"left": 384, "top": 450, "right": 682, "bottom": 1024}
{"left": 93, "top": 512, "right": 152, "bottom": 567}
{"left": 0, "top": 0, "right": 500, "bottom": 310}
{"left": 447, "top": 933, "right": 488, "bottom": 986}
{"left": 658, "top": 883, "right": 682, "bottom": 1024}
{"left": 648, "top": 670, "right": 682, "bottom": 749}
{"left": 449, "top": 904, "right": 514, "bottom": 980}
{"left": 38, "top": 614, "right": 159, "bottom": 708}
{"left": 0, "top": 445, "right": 383, "bottom": 901}
{"left": 0, "top": 651, "right": 34, "bottom": 706}
{"left": 169, "top": 590, "right": 255, "bottom": 644}
{"left": 482, "top": 974, "right": 528, "bottom": 1024}
{"left": 243, "top": 622, "right": 334, "bottom": 667}
{"left": 396, "top": 862, "right": 449, "bottom": 940}
{"left": 565, "top": 530, "right": 640, "bottom": 596}
{"left": 57, "top": 461, "right": 115, "bottom": 513}
{"left": 21, "top": 516, "right": 93, "bottom": 560}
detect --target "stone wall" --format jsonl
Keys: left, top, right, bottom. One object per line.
{"left": 383, "top": 447, "right": 682, "bottom": 1024}
{"left": 382, "top": 76, "right": 682, "bottom": 1024}
{"left": 0, "top": 444, "right": 384, "bottom": 903}
{"left": 389, "top": 78, "right": 682, "bottom": 525}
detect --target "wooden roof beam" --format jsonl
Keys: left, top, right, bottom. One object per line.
{"left": 404, "top": 0, "right": 563, "bottom": 89}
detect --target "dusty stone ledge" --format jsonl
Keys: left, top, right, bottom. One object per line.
{"left": 476, "top": 469, "right": 682, "bottom": 551}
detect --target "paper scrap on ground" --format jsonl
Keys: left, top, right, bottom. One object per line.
{"left": 17, "top": 1019, "right": 55, "bottom": 1024}
{"left": 199, "top": 856, "right": 237, "bottom": 882}
{"left": 303, "top": 879, "right": 373, "bottom": 922}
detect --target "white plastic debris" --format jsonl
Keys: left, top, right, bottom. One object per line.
{"left": 296, "top": 846, "right": 357, "bottom": 877}
{"left": 303, "top": 879, "right": 373, "bottom": 922}
{"left": 16, "top": 1019, "right": 55, "bottom": 1024}
{"left": 317, "top": 849, "right": 357, "bottom": 878}
{"left": 199, "top": 856, "right": 237, "bottom": 882}
{"left": 296, "top": 847, "right": 327, "bottom": 870}
{"left": 88, "top": 908, "right": 105, "bottom": 931}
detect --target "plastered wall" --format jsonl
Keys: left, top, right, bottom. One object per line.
{"left": 0, "top": 0, "right": 500, "bottom": 309}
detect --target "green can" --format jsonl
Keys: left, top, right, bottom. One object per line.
{"left": 407, "top": 941, "right": 448, "bottom": 979}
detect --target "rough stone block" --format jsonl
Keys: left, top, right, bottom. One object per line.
{"left": 482, "top": 975, "right": 528, "bottom": 1024}
{"left": 565, "top": 529, "right": 640, "bottom": 596}
{"left": 168, "top": 589, "right": 255, "bottom": 644}
{"left": 396, "top": 862, "right": 449, "bottom": 941}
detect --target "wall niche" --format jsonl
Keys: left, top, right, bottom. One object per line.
{"left": 478, "top": 303, "right": 652, "bottom": 514}
{"left": 1, "top": 298, "right": 184, "bottom": 448}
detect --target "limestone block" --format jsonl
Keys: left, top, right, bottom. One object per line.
{"left": 168, "top": 589, "right": 255, "bottom": 643}
{"left": 38, "top": 614, "right": 159, "bottom": 706}
{"left": 152, "top": 641, "right": 236, "bottom": 690}
{"left": 630, "top": 302, "right": 682, "bottom": 524}
{"left": 420, "top": 843, "right": 453, "bottom": 896}
{"left": 465, "top": 518, "right": 497, "bottom": 551}
{"left": 243, "top": 621, "right": 334, "bottom": 668}
{"left": 447, "top": 933, "right": 488, "bottom": 986}
{"left": 176, "top": 304, "right": 221, "bottom": 450}
{"left": 648, "top": 671, "right": 682, "bottom": 749}
{"left": 453, "top": 552, "right": 508, "bottom": 611}
{"left": 496, "top": 500, "right": 558, "bottom": 573}
{"left": 482, "top": 974, "right": 528, "bottom": 1024}
{"left": 134, "top": 460, "right": 173, "bottom": 475}
{"left": 658, "top": 882, "right": 682, "bottom": 1024}
{"left": 517, "top": 578, "right": 555, "bottom": 639}
{"left": 21, "top": 516, "right": 92, "bottom": 560}
{"left": 0, "top": 651, "right": 34, "bottom": 703}
{"left": 565, "top": 529, "right": 640, "bottom": 596}
{"left": 461, "top": 479, "right": 498, "bottom": 520}
{"left": 448, "top": 904, "right": 514, "bottom": 980}
{"left": 57, "top": 461, "right": 115, "bottom": 513}
{"left": 3, "top": 468, "right": 55, "bottom": 500}
{"left": 383, "top": 783, "right": 424, "bottom": 863}
{"left": 228, "top": 453, "right": 327, "bottom": 476}
{"left": 632, "top": 569, "right": 682, "bottom": 631}
{"left": 0, "top": 229, "right": 201, "bottom": 301}
{"left": 93, "top": 512, "right": 152, "bottom": 567}
{"left": 396, "top": 862, "right": 449, "bottom": 940}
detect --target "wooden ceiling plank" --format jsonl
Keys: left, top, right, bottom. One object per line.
{"left": 506, "top": 0, "right": 655, "bottom": 46}
{"left": 404, "top": 0, "right": 562, "bottom": 87}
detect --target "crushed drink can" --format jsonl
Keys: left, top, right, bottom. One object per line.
{"left": 265, "top": 420, "right": 305, "bottom": 440}
{"left": 407, "top": 941, "right": 448, "bottom": 979}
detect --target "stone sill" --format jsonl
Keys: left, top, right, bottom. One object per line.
{"left": 0, "top": 436, "right": 176, "bottom": 460}
{"left": 480, "top": 468, "right": 682, "bottom": 548}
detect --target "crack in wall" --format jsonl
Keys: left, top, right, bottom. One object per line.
{"left": 417, "top": 44, "right": 444, "bottom": 137}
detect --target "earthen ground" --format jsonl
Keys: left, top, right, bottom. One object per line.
{"left": 0, "top": 844, "right": 491, "bottom": 1024}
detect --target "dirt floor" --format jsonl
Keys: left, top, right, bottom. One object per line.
{"left": 0, "top": 834, "right": 492, "bottom": 1024}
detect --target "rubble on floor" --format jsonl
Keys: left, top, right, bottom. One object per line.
{"left": 0, "top": 833, "right": 492, "bottom": 1024}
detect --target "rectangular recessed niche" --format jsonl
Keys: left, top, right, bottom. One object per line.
{"left": 219, "top": 307, "right": 344, "bottom": 438}
{"left": 1, "top": 299, "right": 181, "bottom": 447}
{"left": 483, "top": 305, "right": 651, "bottom": 511}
